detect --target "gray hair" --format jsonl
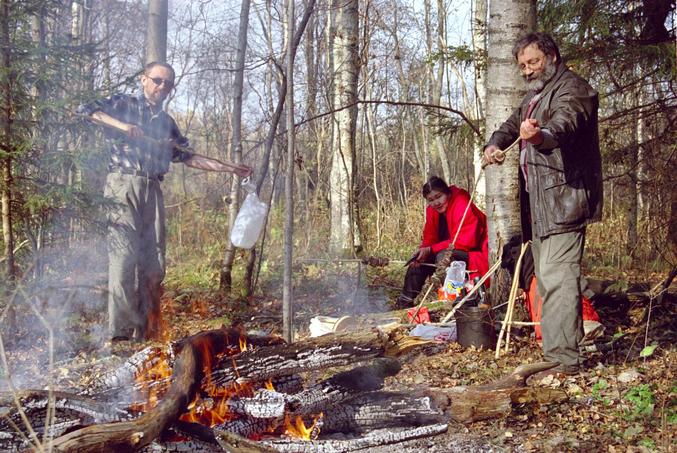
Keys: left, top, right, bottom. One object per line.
{"left": 512, "top": 32, "right": 562, "bottom": 62}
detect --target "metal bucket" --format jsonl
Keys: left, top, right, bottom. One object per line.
{"left": 454, "top": 306, "right": 496, "bottom": 349}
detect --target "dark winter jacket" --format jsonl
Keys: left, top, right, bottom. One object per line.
{"left": 486, "top": 63, "right": 603, "bottom": 239}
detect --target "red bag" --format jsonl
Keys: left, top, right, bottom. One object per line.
{"left": 524, "top": 276, "right": 599, "bottom": 340}
{"left": 407, "top": 307, "right": 430, "bottom": 324}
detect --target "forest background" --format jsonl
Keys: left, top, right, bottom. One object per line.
{"left": 0, "top": 0, "right": 674, "bottom": 321}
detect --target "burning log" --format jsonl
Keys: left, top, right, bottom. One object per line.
{"left": 206, "top": 330, "right": 428, "bottom": 388}
{"left": 261, "top": 423, "right": 449, "bottom": 452}
{"left": 49, "top": 328, "right": 245, "bottom": 452}
{"left": 424, "top": 361, "right": 568, "bottom": 423}
{"left": 84, "top": 346, "right": 170, "bottom": 397}
{"left": 286, "top": 358, "right": 401, "bottom": 414}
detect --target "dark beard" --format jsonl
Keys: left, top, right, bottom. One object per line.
{"left": 524, "top": 58, "right": 557, "bottom": 92}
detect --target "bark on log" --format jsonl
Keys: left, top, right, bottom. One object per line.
{"left": 207, "top": 330, "right": 426, "bottom": 388}
{"left": 424, "top": 361, "right": 568, "bottom": 423}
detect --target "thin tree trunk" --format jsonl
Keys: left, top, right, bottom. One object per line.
{"left": 433, "top": 0, "right": 451, "bottom": 182}
{"left": 471, "top": 0, "right": 488, "bottom": 206}
{"left": 0, "top": 0, "right": 15, "bottom": 282}
{"left": 219, "top": 0, "right": 251, "bottom": 293}
{"left": 485, "top": 0, "right": 536, "bottom": 305}
{"left": 283, "top": 0, "right": 296, "bottom": 343}
{"left": 146, "top": 0, "right": 168, "bottom": 63}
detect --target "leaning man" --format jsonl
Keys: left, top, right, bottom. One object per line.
{"left": 483, "top": 33, "right": 603, "bottom": 376}
{"left": 77, "top": 62, "right": 252, "bottom": 342}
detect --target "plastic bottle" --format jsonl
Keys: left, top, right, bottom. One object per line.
{"left": 230, "top": 178, "right": 268, "bottom": 249}
{"left": 444, "top": 260, "right": 466, "bottom": 299}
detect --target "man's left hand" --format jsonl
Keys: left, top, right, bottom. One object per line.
{"left": 520, "top": 118, "right": 544, "bottom": 145}
{"left": 234, "top": 165, "right": 253, "bottom": 178}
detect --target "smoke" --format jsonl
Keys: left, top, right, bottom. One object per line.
{"left": 0, "top": 238, "right": 109, "bottom": 391}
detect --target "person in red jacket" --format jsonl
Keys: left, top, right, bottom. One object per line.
{"left": 396, "top": 176, "right": 489, "bottom": 308}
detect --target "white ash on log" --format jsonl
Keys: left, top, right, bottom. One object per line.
{"left": 319, "top": 391, "right": 443, "bottom": 434}
{"left": 227, "top": 389, "right": 287, "bottom": 418}
{"left": 261, "top": 423, "right": 449, "bottom": 452}
{"left": 206, "top": 331, "right": 426, "bottom": 388}
{"left": 286, "top": 358, "right": 401, "bottom": 415}
{"left": 83, "top": 346, "right": 170, "bottom": 397}
{"left": 0, "top": 390, "right": 133, "bottom": 451}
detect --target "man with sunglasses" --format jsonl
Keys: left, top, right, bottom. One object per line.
{"left": 78, "top": 62, "right": 252, "bottom": 343}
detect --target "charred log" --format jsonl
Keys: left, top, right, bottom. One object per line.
{"left": 0, "top": 390, "right": 133, "bottom": 451}
{"left": 262, "top": 423, "right": 449, "bottom": 452}
{"left": 320, "top": 391, "right": 443, "bottom": 434}
{"left": 207, "top": 331, "right": 425, "bottom": 388}
{"left": 286, "top": 358, "right": 401, "bottom": 414}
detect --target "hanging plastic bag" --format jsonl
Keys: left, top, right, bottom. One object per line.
{"left": 230, "top": 177, "right": 267, "bottom": 249}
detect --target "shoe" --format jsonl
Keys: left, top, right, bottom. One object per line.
{"left": 111, "top": 335, "right": 130, "bottom": 342}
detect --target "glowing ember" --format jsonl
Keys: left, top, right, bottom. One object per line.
{"left": 264, "top": 379, "right": 275, "bottom": 391}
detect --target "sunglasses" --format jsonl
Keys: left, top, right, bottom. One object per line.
{"left": 149, "top": 77, "right": 174, "bottom": 89}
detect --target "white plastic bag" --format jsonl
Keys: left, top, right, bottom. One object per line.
{"left": 230, "top": 178, "right": 267, "bottom": 249}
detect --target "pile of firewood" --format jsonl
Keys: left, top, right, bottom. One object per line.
{"left": 0, "top": 327, "right": 566, "bottom": 452}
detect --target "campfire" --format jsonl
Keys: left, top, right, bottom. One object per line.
{"left": 0, "top": 327, "right": 566, "bottom": 452}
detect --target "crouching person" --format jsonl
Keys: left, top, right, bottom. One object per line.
{"left": 396, "top": 176, "right": 489, "bottom": 308}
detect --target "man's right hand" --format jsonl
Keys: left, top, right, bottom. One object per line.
{"left": 123, "top": 123, "right": 144, "bottom": 138}
{"left": 482, "top": 144, "right": 506, "bottom": 167}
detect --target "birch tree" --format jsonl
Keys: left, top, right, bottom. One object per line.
{"left": 146, "top": 0, "right": 168, "bottom": 63}
{"left": 484, "top": 0, "right": 535, "bottom": 301}
{"left": 329, "top": 0, "right": 360, "bottom": 255}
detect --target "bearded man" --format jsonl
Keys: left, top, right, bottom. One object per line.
{"left": 78, "top": 62, "right": 252, "bottom": 342}
{"left": 483, "top": 33, "right": 603, "bottom": 377}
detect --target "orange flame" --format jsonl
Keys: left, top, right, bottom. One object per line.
{"left": 264, "top": 379, "right": 275, "bottom": 391}
{"left": 283, "top": 413, "right": 323, "bottom": 440}
{"left": 131, "top": 350, "right": 173, "bottom": 413}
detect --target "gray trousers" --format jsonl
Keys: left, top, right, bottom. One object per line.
{"left": 104, "top": 173, "right": 166, "bottom": 340}
{"left": 531, "top": 228, "right": 585, "bottom": 373}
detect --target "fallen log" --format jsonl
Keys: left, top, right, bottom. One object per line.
{"left": 320, "top": 391, "right": 443, "bottom": 433}
{"left": 206, "top": 330, "right": 427, "bottom": 388}
{"left": 286, "top": 357, "right": 401, "bottom": 414}
{"left": 424, "top": 361, "right": 568, "bottom": 423}
{"left": 261, "top": 423, "right": 449, "bottom": 453}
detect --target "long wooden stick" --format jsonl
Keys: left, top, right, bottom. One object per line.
{"left": 495, "top": 242, "right": 529, "bottom": 358}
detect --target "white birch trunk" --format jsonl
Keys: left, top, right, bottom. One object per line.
{"left": 329, "top": 0, "right": 359, "bottom": 254}
{"left": 485, "top": 0, "right": 535, "bottom": 301}
{"left": 145, "top": 0, "right": 168, "bottom": 63}
{"left": 471, "top": 0, "right": 488, "bottom": 206}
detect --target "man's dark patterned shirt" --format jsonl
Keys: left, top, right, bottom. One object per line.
{"left": 77, "top": 94, "right": 192, "bottom": 177}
